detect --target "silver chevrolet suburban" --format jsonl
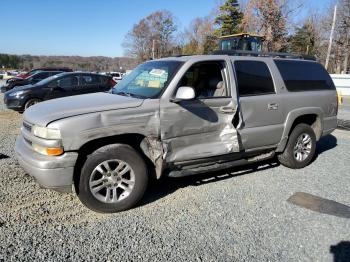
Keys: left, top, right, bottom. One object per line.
{"left": 15, "top": 53, "right": 338, "bottom": 213}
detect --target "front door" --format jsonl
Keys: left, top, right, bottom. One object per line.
{"left": 160, "top": 59, "right": 240, "bottom": 163}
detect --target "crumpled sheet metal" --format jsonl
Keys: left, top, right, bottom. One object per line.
{"left": 161, "top": 107, "right": 240, "bottom": 163}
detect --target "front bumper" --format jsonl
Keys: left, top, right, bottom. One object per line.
{"left": 3, "top": 93, "right": 25, "bottom": 111}
{"left": 15, "top": 135, "right": 79, "bottom": 193}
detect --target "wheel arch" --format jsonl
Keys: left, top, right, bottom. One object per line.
{"left": 24, "top": 97, "right": 42, "bottom": 108}
{"left": 276, "top": 108, "right": 323, "bottom": 152}
{"left": 73, "top": 133, "right": 160, "bottom": 193}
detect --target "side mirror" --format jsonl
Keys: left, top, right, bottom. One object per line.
{"left": 171, "top": 86, "right": 195, "bottom": 103}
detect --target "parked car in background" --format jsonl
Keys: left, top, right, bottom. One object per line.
{"left": 4, "top": 72, "right": 116, "bottom": 112}
{"left": 15, "top": 67, "right": 73, "bottom": 79}
{"left": 1, "top": 71, "right": 16, "bottom": 80}
{"left": 1, "top": 71, "right": 63, "bottom": 93}
{"left": 109, "top": 72, "right": 123, "bottom": 83}
{"left": 0, "top": 71, "right": 6, "bottom": 79}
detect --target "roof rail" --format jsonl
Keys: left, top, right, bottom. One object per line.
{"left": 211, "top": 50, "right": 316, "bottom": 61}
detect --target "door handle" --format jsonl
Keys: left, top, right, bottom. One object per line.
{"left": 268, "top": 103, "right": 279, "bottom": 110}
{"left": 220, "top": 106, "right": 236, "bottom": 114}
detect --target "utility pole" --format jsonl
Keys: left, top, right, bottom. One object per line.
{"left": 152, "top": 39, "right": 156, "bottom": 60}
{"left": 325, "top": 5, "right": 337, "bottom": 71}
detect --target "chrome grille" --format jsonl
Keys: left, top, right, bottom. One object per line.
{"left": 23, "top": 121, "right": 32, "bottom": 132}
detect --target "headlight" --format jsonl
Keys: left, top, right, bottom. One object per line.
{"left": 32, "top": 125, "right": 61, "bottom": 139}
{"left": 9, "top": 90, "right": 26, "bottom": 97}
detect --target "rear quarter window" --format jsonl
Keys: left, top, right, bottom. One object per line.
{"left": 274, "top": 60, "right": 335, "bottom": 91}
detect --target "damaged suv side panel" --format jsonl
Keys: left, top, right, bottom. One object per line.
{"left": 159, "top": 56, "right": 240, "bottom": 163}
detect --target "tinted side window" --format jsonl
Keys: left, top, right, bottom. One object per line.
{"left": 274, "top": 60, "right": 335, "bottom": 91}
{"left": 234, "top": 61, "right": 275, "bottom": 96}
{"left": 33, "top": 72, "right": 50, "bottom": 80}
{"left": 82, "top": 75, "right": 100, "bottom": 85}
{"left": 59, "top": 76, "right": 79, "bottom": 89}
{"left": 100, "top": 76, "right": 109, "bottom": 85}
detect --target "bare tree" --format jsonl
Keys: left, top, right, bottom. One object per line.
{"left": 123, "top": 10, "right": 177, "bottom": 62}
{"left": 182, "top": 16, "right": 217, "bottom": 55}
{"left": 242, "top": 0, "right": 303, "bottom": 52}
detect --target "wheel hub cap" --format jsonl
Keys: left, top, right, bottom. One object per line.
{"left": 89, "top": 159, "right": 135, "bottom": 203}
{"left": 293, "top": 133, "right": 312, "bottom": 162}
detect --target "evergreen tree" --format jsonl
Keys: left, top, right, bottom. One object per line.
{"left": 215, "top": 0, "right": 243, "bottom": 36}
{"left": 289, "top": 20, "right": 318, "bottom": 55}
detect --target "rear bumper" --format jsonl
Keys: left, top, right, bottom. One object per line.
{"left": 322, "top": 116, "right": 338, "bottom": 136}
{"left": 15, "top": 135, "right": 78, "bottom": 193}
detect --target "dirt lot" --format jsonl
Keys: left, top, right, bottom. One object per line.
{"left": 0, "top": 85, "right": 350, "bottom": 261}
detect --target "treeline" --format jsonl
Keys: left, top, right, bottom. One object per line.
{"left": 0, "top": 54, "right": 137, "bottom": 72}
{"left": 123, "top": 0, "right": 350, "bottom": 74}
{"left": 0, "top": 54, "right": 23, "bottom": 69}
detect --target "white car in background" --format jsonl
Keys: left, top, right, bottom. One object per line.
{"left": 109, "top": 72, "right": 123, "bottom": 83}
{"left": 0, "top": 71, "right": 15, "bottom": 80}
{"left": 331, "top": 74, "right": 350, "bottom": 96}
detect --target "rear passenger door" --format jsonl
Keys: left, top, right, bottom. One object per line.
{"left": 46, "top": 75, "right": 80, "bottom": 100}
{"left": 233, "top": 59, "right": 286, "bottom": 150}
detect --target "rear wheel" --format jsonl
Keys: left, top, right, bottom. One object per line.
{"left": 77, "top": 144, "right": 148, "bottom": 213}
{"left": 278, "top": 123, "right": 316, "bottom": 169}
{"left": 24, "top": 98, "right": 41, "bottom": 110}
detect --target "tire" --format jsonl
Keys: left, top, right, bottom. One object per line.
{"left": 24, "top": 98, "right": 41, "bottom": 110}
{"left": 277, "top": 123, "right": 316, "bottom": 169}
{"left": 77, "top": 144, "right": 148, "bottom": 213}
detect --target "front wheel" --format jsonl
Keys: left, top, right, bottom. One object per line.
{"left": 24, "top": 98, "right": 41, "bottom": 110}
{"left": 77, "top": 144, "right": 148, "bottom": 213}
{"left": 278, "top": 123, "right": 316, "bottom": 169}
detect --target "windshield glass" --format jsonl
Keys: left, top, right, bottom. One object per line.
{"left": 112, "top": 60, "right": 183, "bottom": 99}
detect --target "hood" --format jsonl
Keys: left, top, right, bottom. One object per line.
{"left": 24, "top": 92, "right": 144, "bottom": 126}
{"left": 12, "top": 84, "right": 35, "bottom": 91}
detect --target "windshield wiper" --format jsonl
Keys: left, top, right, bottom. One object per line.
{"left": 115, "top": 91, "right": 147, "bottom": 99}
{"left": 115, "top": 91, "right": 132, "bottom": 97}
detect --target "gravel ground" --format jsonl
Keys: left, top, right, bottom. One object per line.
{"left": 0, "top": 81, "right": 350, "bottom": 261}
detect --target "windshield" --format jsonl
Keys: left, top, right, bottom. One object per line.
{"left": 112, "top": 60, "right": 183, "bottom": 99}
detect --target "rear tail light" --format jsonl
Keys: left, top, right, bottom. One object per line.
{"left": 336, "top": 91, "right": 342, "bottom": 115}
{"left": 108, "top": 79, "right": 116, "bottom": 87}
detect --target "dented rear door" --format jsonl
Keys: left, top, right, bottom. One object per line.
{"left": 159, "top": 56, "right": 240, "bottom": 163}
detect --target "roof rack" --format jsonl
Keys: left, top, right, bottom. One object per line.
{"left": 211, "top": 50, "right": 316, "bottom": 61}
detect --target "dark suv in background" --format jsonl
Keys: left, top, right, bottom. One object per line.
{"left": 4, "top": 72, "right": 116, "bottom": 112}
{"left": 1, "top": 71, "right": 63, "bottom": 92}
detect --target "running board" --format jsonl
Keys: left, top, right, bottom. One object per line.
{"left": 167, "top": 151, "right": 275, "bottom": 178}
